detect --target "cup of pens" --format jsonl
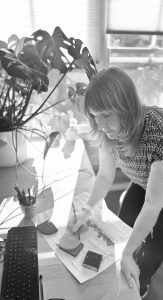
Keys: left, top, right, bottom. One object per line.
{"left": 15, "top": 185, "right": 37, "bottom": 219}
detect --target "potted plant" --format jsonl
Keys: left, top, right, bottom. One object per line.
{"left": 0, "top": 26, "right": 97, "bottom": 166}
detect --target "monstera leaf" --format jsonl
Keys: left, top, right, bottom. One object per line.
{"left": 0, "top": 26, "right": 97, "bottom": 132}
{"left": 0, "top": 48, "right": 49, "bottom": 92}
{"left": 18, "top": 44, "right": 45, "bottom": 70}
{"left": 30, "top": 27, "right": 70, "bottom": 74}
{"left": 68, "top": 38, "right": 97, "bottom": 80}
{"left": 29, "top": 27, "right": 97, "bottom": 80}
{"left": 0, "top": 26, "right": 96, "bottom": 95}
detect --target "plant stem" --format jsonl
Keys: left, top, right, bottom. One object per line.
{"left": 16, "top": 82, "right": 33, "bottom": 127}
{"left": 19, "top": 61, "right": 75, "bottom": 126}
{"left": 19, "top": 126, "right": 47, "bottom": 141}
{"left": 19, "top": 83, "right": 33, "bottom": 118}
{"left": 28, "top": 96, "right": 69, "bottom": 116}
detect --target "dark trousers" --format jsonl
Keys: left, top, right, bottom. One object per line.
{"left": 118, "top": 182, "right": 163, "bottom": 296}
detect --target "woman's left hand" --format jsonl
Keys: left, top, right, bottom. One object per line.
{"left": 120, "top": 252, "right": 140, "bottom": 291}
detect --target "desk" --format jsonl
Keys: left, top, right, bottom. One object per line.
{"left": 0, "top": 138, "right": 141, "bottom": 300}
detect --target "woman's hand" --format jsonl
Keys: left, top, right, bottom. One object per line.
{"left": 69, "top": 209, "right": 90, "bottom": 233}
{"left": 120, "top": 251, "right": 140, "bottom": 292}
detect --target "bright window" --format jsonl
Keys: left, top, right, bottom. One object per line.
{"left": 0, "top": 0, "right": 88, "bottom": 43}
{"left": 107, "top": 0, "right": 163, "bottom": 34}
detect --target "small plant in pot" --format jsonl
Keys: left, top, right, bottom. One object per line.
{"left": 0, "top": 26, "right": 97, "bottom": 167}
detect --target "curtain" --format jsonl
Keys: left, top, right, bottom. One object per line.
{"left": 106, "top": 0, "right": 163, "bottom": 34}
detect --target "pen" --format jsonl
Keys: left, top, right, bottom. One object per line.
{"left": 39, "top": 274, "right": 44, "bottom": 300}
{"left": 72, "top": 203, "right": 80, "bottom": 240}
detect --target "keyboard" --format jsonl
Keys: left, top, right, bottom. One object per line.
{"left": 0, "top": 226, "right": 39, "bottom": 300}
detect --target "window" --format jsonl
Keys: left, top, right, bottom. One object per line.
{"left": 107, "top": 0, "right": 163, "bottom": 35}
{"left": 106, "top": 1, "right": 163, "bottom": 107}
{"left": 107, "top": 33, "right": 163, "bottom": 107}
{"left": 0, "top": 0, "right": 106, "bottom": 66}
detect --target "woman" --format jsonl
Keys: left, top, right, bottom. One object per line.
{"left": 71, "top": 67, "right": 163, "bottom": 298}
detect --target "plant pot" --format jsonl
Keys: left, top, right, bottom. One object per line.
{"left": 20, "top": 204, "right": 36, "bottom": 219}
{"left": 0, "top": 131, "right": 28, "bottom": 167}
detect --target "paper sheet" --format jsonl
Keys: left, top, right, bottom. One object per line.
{"left": 43, "top": 216, "right": 125, "bottom": 283}
{"left": 40, "top": 192, "right": 129, "bottom": 283}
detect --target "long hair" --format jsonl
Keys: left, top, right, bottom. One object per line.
{"left": 84, "top": 67, "right": 146, "bottom": 155}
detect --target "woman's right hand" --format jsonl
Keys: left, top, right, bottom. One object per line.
{"left": 120, "top": 251, "right": 140, "bottom": 291}
{"left": 69, "top": 209, "right": 90, "bottom": 233}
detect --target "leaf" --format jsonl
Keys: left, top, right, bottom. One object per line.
{"left": 75, "top": 82, "right": 88, "bottom": 93}
{"left": 31, "top": 27, "right": 71, "bottom": 74}
{"left": 0, "top": 116, "right": 11, "bottom": 130}
{"left": 7, "top": 34, "right": 19, "bottom": 52}
{"left": 0, "top": 40, "right": 7, "bottom": 49}
{"left": 68, "top": 86, "right": 75, "bottom": 101}
{"left": 31, "top": 29, "right": 51, "bottom": 43}
{"left": 0, "top": 48, "right": 49, "bottom": 92}
{"left": 68, "top": 38, "right": 97, "bottom": 80}
{"left": 43, "top": 131, "right": 60, "bottom": 159}
{"left": 30, "top": 26, "right": 97, "bottom": 78}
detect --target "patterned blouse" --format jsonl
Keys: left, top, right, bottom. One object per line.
{"left": 111, "top": 106, "right": 163, "bottom": 190}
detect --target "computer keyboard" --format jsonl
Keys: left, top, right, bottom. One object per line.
{"left": 0, "top": 226, "right": 39, "bottom": 300}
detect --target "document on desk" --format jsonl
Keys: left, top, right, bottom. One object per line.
{"left": 42, "top": 192, "right": 128, "bottom": 283}
{"left": 56, "top": 219, "right": 125, "bottom": 283}
{"left": 43, "top": 219, "right": 125, "bottom": 283}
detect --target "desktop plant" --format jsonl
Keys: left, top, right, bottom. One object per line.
{"left": 0, "top": 26, "right": 97, "bottom": 166}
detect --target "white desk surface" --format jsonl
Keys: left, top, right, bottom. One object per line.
{"left": 0, "top": 138, "right": 141, "bottom": 300}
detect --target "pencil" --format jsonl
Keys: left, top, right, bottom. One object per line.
{"left": 72, "top": 203, "right": 80, "bottom": 240}
{"left": 39, "top": 274, "right": 44, "bottom": 300}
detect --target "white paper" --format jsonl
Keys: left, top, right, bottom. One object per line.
{"left": 43, "top": 215, "right": 125, "bottom": 283}
{"left": 41, "top": 192, "right": 128, "bottom": 283}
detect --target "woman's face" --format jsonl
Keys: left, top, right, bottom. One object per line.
{"left": 90, "top": 109, "right": 122, "bottom": 139}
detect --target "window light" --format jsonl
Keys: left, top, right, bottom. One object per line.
{"left": 106, "top": 0, "right": 163, "bottom": 34}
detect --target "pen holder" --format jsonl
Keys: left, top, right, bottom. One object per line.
{"left": 20, "top": 196, "right": 36, "bottom": 219}
{"left": 20, "top": 204, "right": 36, "bottom": 219}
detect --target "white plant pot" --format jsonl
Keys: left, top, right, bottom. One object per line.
{"left": 20, "top": 204, "right": 36, "bottom": 219}
{"left": 0, "top": 131, "right": 28, "bottom": 167}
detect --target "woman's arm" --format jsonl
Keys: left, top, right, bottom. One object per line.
{"left": 87, "top": 144, "right": 116, "bottom": 208}
{"left": 72, "top": 138, "right": 116, "bottom": 231}
{"left": 121, "top": 160, "right": 163, "bottom": 290}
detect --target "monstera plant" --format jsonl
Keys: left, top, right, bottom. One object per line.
{"left": 0, "top": 26, "right": 97, "bottom": 165}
